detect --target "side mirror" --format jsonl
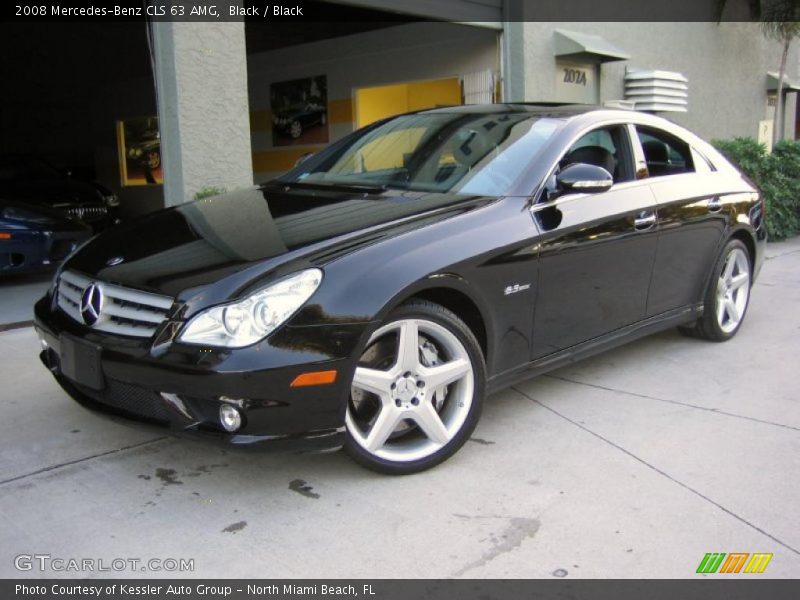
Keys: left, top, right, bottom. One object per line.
{"left": 556, "top": 163, "right": 613, "bottom": 194}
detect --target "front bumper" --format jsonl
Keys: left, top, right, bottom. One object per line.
{"left": 34, "top": 295, "right": 368, "bottom": 453}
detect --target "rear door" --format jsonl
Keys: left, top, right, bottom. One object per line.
{"left": 531, "top": 124, "right": 659, "bottom": 359}
{"left": 632, "top": 125, "right": 727, "bottom": 316}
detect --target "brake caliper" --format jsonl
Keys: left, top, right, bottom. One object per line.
{"left": 419, "top": 338, "right": 447, "bottom": 411}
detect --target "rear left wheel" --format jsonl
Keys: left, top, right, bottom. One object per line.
{"left": 344, "top": 300, "right": 485, "bottom": 474}
{"left": 680, "top": 238, "right": 752, "bottom": 341}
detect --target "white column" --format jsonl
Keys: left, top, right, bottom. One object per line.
{"left": 151, "top": 21, "right": 253, "bottom": 205}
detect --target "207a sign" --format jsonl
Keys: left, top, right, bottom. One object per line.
{"left": 562, "top": 67, "right": 588, "bottom": 86}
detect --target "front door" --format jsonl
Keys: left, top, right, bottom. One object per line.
{"left": 531, "top": 125, "right": 659, "bottom": 359}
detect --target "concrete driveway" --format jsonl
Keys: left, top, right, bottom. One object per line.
{"left": 0, "top": 238, "right": 798, "bottom": 579}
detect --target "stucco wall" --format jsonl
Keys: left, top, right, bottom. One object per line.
{"left": 153, "top": 22, "right": 254, "bottom": 205}
{"left": 518, "top": 22, "right": 799, "bottom": 141}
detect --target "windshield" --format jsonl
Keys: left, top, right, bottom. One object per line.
{"left": 277, "top": 112, "right": 562, "bottom": 196}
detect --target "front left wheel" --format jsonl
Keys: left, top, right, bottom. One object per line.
{"left": 344, "top": 300, "right": 485, "bottom": 474}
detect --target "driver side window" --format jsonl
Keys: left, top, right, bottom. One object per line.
{"left": 542, "top": 125, "right": 633, "bottom": 202}
{"left": 559, "top": 126, "right": 633, "bottom": 184}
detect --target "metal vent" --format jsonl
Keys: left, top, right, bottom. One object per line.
{"left": 624, "top": 69, "right": 688, "bottom": 113}
{"left": 56, "top": 270, "right": 173, "bottom": 338}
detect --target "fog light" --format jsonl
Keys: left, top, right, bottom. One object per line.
{"left": 219, "top": 404, "right": 242, "bottom": 432}
{"left": 38, "top": 335, "right": 48, "bottom": 350}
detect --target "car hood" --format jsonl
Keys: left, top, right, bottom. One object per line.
{"left": 64, "top": 184, "right": 494, "bottom": 299}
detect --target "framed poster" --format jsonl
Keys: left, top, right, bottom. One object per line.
{"left": 270, "top": 75, "right": 329, "bottom": 146}
{"left": 116, "top": 116, "right": 163, "bottom": 186}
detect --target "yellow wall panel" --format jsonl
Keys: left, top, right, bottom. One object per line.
{"left": 355, "top": 78, "right": 463, "bottom": 128}
{"left": 356, "top": 83, "right": 409, "bottom": 128}
{"left": 328, "top": 98, "right": 353, "bottom": 124}
{"left": 406, "top": 78, "right": 462, "bottom": 112}
{"left": 252, "top": 146, "right": 325, "bottom": 174}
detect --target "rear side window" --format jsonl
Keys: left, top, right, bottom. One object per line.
{"left": 636, "top": 126, "right": 695, "bottom": 177}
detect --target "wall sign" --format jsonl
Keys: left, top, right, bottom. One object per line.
{"left": 116, "top": 116, "right": 162, "bottom": 186}
{"left": 270, "top": 75, "right": 329, "bottom": 147}
{"left": 554, "top": 61, "right": 597, "bottom": 104}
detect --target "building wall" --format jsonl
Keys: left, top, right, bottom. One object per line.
{"left": 246, "top": 22, "right": 500, "bottom": 182}
{"left": 519, "top": 22, "right": 799, "bottom": 141}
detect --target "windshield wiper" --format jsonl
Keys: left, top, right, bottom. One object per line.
{"left": 280, "top": 181, "right": 388, "bottom": 194}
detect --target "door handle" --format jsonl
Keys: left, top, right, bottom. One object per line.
{"left": 634, "top": 211, "right": 657, "bottom": 231}
{"left": 708, "top": 197, "right": 723, "bottom": 213}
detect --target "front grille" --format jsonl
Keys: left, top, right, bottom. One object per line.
{"left": 57, "top": 270, "right": 174, "bottom": 338}
{"left": 73, "top": 379, "right": 172, "bottom": 423}
{"left": 62, "top": 205, "right": 108, "bottom": 223}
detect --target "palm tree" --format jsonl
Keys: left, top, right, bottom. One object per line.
{"left": 761, "top": 5, "right": 800, "bottom": 144}
{"left": 718, "top": 0, "right": 800, "bottom": 144}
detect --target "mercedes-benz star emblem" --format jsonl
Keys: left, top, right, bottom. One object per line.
{"left": 106, "top": 256, "right": 124, "bottom": 266}
{"left": 80, "top": 283, "right": 104, "bottom": 326}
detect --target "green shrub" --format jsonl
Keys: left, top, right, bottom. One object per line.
{"left": 712, "top": 137, "right": 800, "bottom": 241}
{"left": 193, "top": 186, "right": 227, "bottom": 201}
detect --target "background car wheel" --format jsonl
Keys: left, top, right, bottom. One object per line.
{"left": 344, "top": 300, "right": 485, "bottom": 475}
{"left": 679, "top": 238, "right": 752, "bottom": 342}
{"left": 289, "top": 121, "right": 303, "bottom": 139}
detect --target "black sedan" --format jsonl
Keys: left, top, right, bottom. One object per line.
{"left": 0, "top": 155, "right": 120, "bottom": 231}
{"left": 1, "top": 199, "right": 92, "bottom": 275}
{"left": 273, "top": 102, "right": 327, "bottom": 139}
{"left": 34, "top": 105, "right": 765, "bottom": 474}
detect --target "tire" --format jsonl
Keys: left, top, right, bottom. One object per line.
{"left": 679, "top": 238, "right": 752, "bottom": 342}
{"left": 289, "top": 120, "right": 303, "bottom": 139}
{"left": 344, "top": 300, "right": 486, "bottom": 475}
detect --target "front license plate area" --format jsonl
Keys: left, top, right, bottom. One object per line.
{"left": 60, "top": 334, "right": 104, "bottom": 390}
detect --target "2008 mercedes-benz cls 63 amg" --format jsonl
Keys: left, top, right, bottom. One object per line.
{"left": 34, "top": 105, "right": 765, "bottom": 474}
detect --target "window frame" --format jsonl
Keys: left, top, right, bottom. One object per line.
{"left": 632, "top": 124, "right": 697, "bottom": 180}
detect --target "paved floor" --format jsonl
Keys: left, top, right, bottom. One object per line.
{"left": 0, "top": 272, "right": 50, "bottom": 326}
{"left": 0, "top": 238, "right": 798, "bottom": 579}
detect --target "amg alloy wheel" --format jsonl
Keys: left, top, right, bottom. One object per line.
{"left": 681, "top": 238, "right": 752, "bottom": 341}
{"left": 344, "top": 301, "right": 485, "bottom": 474}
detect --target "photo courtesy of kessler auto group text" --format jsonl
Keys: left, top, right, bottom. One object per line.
{"left": 1, "top": 0, "right": 798, "bottom": 598}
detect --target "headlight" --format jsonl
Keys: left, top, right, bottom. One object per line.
{"left": 178, "top": 269, "right": 323, "bottom": 348}
{"left": 1, "top": 206, "right": 55, "bottom": 224}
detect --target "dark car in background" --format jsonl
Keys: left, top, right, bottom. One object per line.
{"left": 0, "top": 155, "right": 120, "bottom": 231}
{"left": 273, "top": 102, "right": 327, "bottom": 139}
{"left": 34, "top": 105, "right": 765, "bottom": 474}
{"left": 1, "top": 199, "right": 92, "bottom": 275}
